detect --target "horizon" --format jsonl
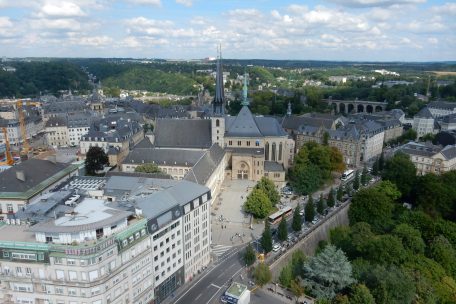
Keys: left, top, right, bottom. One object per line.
{"left": 0, "top": 0, "right": 455, "bottom": 61}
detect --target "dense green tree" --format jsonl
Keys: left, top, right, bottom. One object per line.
{"left": 327, "top": 188, "right": 335, "bottom": 208}
{"left": 378, "top": 152, "right": 385, "bottom": 171}
{"left": 291, "top": 163, "right": 322, "bottom": 195}
{"left": 336, "top": 186, "right": 343, "bottom": 201}
{"left": 302, "top": 245, "right": 355, "bottom": 300}
{"left": 353, "top": 170, "right": 360, "bottom": 191}
{"left": 382, "top": 152, "right": 416, "bottom": 198}
{"left": 365, "top": 235, "right": 406, "bottom": 265}
{"left": 392, "top": 223, "right": 425, "bottom": 255}
{"left": 349, "top": 284, "right": 375, "bottom": 304}
{"left": 85, "top": 146, "right": 109, "bottom": 175}
{"left": 243, "top": 243, "right": 256, "bottom": 266}
{"left": 329, "top": 147, "right": 346, "bottom": 173}
{"left": 291, "top": 250, "right": 306, "bottom": 278}
{"left": 261, "top": 221, "right": 273, "bottom": 254}
{"left": 360, "top": 265, "right": 415, "bottom": 304}
{"left": 292, "top": 205, "right": 302, "bottom": 232}
{"left": 361, "top": 166, "right": 369, "bottom": 186}
{"left": 429, "top": 236, "right": 456, "bottom": 278}
{"left": 413, "top": 173, "right": 455, "bottom": 219}
{"left": 278, "top": 216, "right": 288, "bottom": 242}
{"left": 255, "top": 177, "right": 280, "bottom": 206}
{"left": 323, "top": 131, "right": 329, "bottom": 145}
{"left": 253, "top": 263, "right": 272, "bottom": 287}
{"left": 348, "top": 182, "right": 397, "bottom": 232}
{"left": 372, "top": 158, "right": 379, "bottom": 176}
{"left": 305, "top": 196, "right": 316, "bottom": 222}
{"left": 243, "top": 188, "right": 272, "bottom": 219}
{"left": 134, "top": 163, "right": 162, "bottom": 173}
{"left": 290, "top": 279, "right": 305, "bottom": 301}
{"left": 279, "top": 264, "right": 293, "bottom": 287}
{"left": 317, "top": 194, "right": 326, "bottom": 214}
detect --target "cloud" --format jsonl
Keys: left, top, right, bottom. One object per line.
{"left": 176, "top": 0, "right": 192, "bottom": 7}
{"left": 0, "top": 16, "right": 16, "bottom": 38}
{"left": 38, "top": 1, "right": 86, "bottom": 18}
{"left": 127, "top": 0, "right": 161, "bottom": 6}
{"left": 431, "top": 2, "right": 456, "bottom": 15}
{"left": 327, "top": 0, "right": 425, "bottom": 8}
{"left": 69, "top": 35, "right": 113, "bottom": 47}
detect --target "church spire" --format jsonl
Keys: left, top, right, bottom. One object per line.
{"left": 241, "top": 69, "right": 249, "bottom": 106}
{"left": 212, "top": 44, "right": 225, "bottom": 115}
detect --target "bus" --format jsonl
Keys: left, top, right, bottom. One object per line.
{"left": 268, "top": 206, "right": 293, "bottom": 225}
{"left": 341, "top": 169, "right": 355, "bottom": 182}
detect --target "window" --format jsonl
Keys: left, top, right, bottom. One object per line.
{"left": 3, "top": 252, "right": 9, "bottom": 258}
{"left": 216, "top": 119, "right": 220, "bottom": 127}
{"left": 56, "top": 270, "right": 64, "bottom": 280}
{"left": 54, "top": 257, "right": 63, "bottom": 265}
{"left": 7, "top": 204, "right": 13, "bottom": 213}
{"left": 56, "top": 287, "right": 64, "bottom": 295}
{"left": 229, "top": 140, "right": 232, "bottom": 146}
{"left": 247, "top": 141, "right": 251, "bottom": 146}
{"left": 237, "top": 140, "right": 241, "bottom": 146}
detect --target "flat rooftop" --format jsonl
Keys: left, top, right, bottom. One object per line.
{"left": 0, "top": 224, "right": 36, "bottom": 242}
{"left": 226, "top": 282, "right": 248, "bottom": 298}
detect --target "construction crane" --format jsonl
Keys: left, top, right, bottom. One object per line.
{"left": 16, "top": 100, "right": 41, "bottom": 157}
{"left": 0, "top": 127, "right": 14, "bottom": 166}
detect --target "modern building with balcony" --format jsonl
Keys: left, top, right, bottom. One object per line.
{"left": 0, "top": 175, "right": 212, "bottom": 304}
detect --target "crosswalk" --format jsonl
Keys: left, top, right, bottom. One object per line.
{"left": 211, "top": 244, "right": 232, "bottom": 257}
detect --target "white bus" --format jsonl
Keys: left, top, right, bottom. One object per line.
{"left": 341, "top": 169, "right": 355, "bottom": 182}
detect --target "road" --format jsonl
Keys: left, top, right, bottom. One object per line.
{"left": 173, "top": 246, "right": 246, "bottom": 304}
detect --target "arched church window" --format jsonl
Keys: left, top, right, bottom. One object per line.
{"left": 216, "top": 119, "right": 220, "bottom": 127}
{"left": 279, "top": 142, "right": 283, "bottom": 161}
{"left": 272, "top": 143, "right": 276, "bottom": 161}
{"left": 265, "top": 142, "right": 270, "bottom": 161}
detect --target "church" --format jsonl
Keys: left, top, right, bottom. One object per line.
{"left": 126, "top": 51, "right": 294, "bottom": 188}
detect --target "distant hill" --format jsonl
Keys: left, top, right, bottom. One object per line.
{"left": 0, "top": 61, "right": 90, "bottom": 98}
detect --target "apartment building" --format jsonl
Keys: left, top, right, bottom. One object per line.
{"left": 398, "top": 142, "right": 456, "bottom": 175}
{"left": 0, "top": 175, "right": 212, "bottom": 304}
{"left": 0, "top": 114, "right": 44, "bottom": 146}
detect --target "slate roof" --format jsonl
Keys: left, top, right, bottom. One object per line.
{"left": 225, "top": 106, "right": 262, "bottom": 137}
{"left": 415, "top": 107, "right": 434, "bottom": 119}
{"left": 225, "top": 106, "right": 287, "bottom": 137}
{"left": 439, "top": 145, "right": 456, "bottom": 160}
{"left": 134, "top": 137, "right": 154, "bottom": 149}
{"left": 399, "top": 142, "right": 441, "bottom": 157}
{"left": 123, "top": 148, "right": 205, "bottom": 167}
{"left": 154, "top": 119, "right": 212, "bottom": 149}
{"left": 45, "top": 116, "right": 67, "bottom": 128}
{"left": 0, "top": 159, "right": 78, "bottom": 198}
{"left": 264, "top": 161, "right": 284, "bottom": 172}
{"left": 428, "top": 101, "right": 456, "bottom": 111}
{"left": 184, "top": 144, "right": 225, "bottom": 185}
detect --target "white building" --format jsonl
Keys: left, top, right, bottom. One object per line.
{"left": 0, "top": 175, "right": 213, "bottom": 304}
{"left": 427, "top": 101, "right": 456, "bottom": 118}
{"left": 412, "top": 107, "right": 438, "bottom": 138}
{"left": 399, "top": 142, "right": 456, "bottom": 175}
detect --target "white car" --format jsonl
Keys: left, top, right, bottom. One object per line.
{"left": 273, "top": 243, "right": 282, "bottom": 252}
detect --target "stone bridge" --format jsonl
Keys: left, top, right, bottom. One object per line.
{"left": 323, "top": 99, "right": 387, "bottom": 114}
{"left": 269, "top": 202, "right": 350, "bottom": 279}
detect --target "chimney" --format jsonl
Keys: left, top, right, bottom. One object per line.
{"left": 16, "top": 170, "right": 26, "bottom": 182}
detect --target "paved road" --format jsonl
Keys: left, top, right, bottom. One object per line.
{"left": 173, "top": 246, "right": 245, "bottom": 304}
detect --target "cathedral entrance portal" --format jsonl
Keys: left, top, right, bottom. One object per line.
{"left": 237, "top": 162, "right": 249, "bottom": 180}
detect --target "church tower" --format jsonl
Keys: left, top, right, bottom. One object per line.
{"left": 211, "top": 45, "right": 225, "bottom": 147}
{"left": 212, "top": 45, "right": 225, "bottom": 116}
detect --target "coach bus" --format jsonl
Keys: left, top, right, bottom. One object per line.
{"left": 341, "top": 169, "right": 355, "bottom": 182}
{"left": 268, "top": 206, "right": 293, "bottom": 225}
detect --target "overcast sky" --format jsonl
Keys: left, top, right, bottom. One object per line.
{"left": 0, "top": 0, "right": 454, "bottom": 61}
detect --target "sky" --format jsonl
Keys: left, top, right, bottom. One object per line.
{"left": 0, "top": 0, "right": 455, "bottom": 61}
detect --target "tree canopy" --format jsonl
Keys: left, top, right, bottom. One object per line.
{"left": 85, "top": 146, "right": 109, "bottom": 176}
{"left": 301, "top": 244, "right": 355, "bottom": 300}
{"left": 243, "top": 188, "right": 272, "bottom": 219}
{"left": 382, "top": 152, "right": 416, "bottom": 198}
{"left": 134, "top": 163, "right": 162, "bottom": 174}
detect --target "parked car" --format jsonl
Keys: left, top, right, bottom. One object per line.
{"left": 273, "top": 243, "right": 282, "bottom": 252}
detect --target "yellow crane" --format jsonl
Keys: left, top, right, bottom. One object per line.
{"left": 0, "top": 127, "right": 14, "bottom": 166}
{"left": 16, "top": 100, "right": 41, "bottom": 157}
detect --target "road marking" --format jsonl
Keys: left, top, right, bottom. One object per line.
{"left": 174, "top": 246, "right": 243, "bottom": 303}
{"left": 195, "top": 293, "right": 202, "bottom": 301}
{"left": 211, "top": 283, "right": 221, "bottom": 289}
